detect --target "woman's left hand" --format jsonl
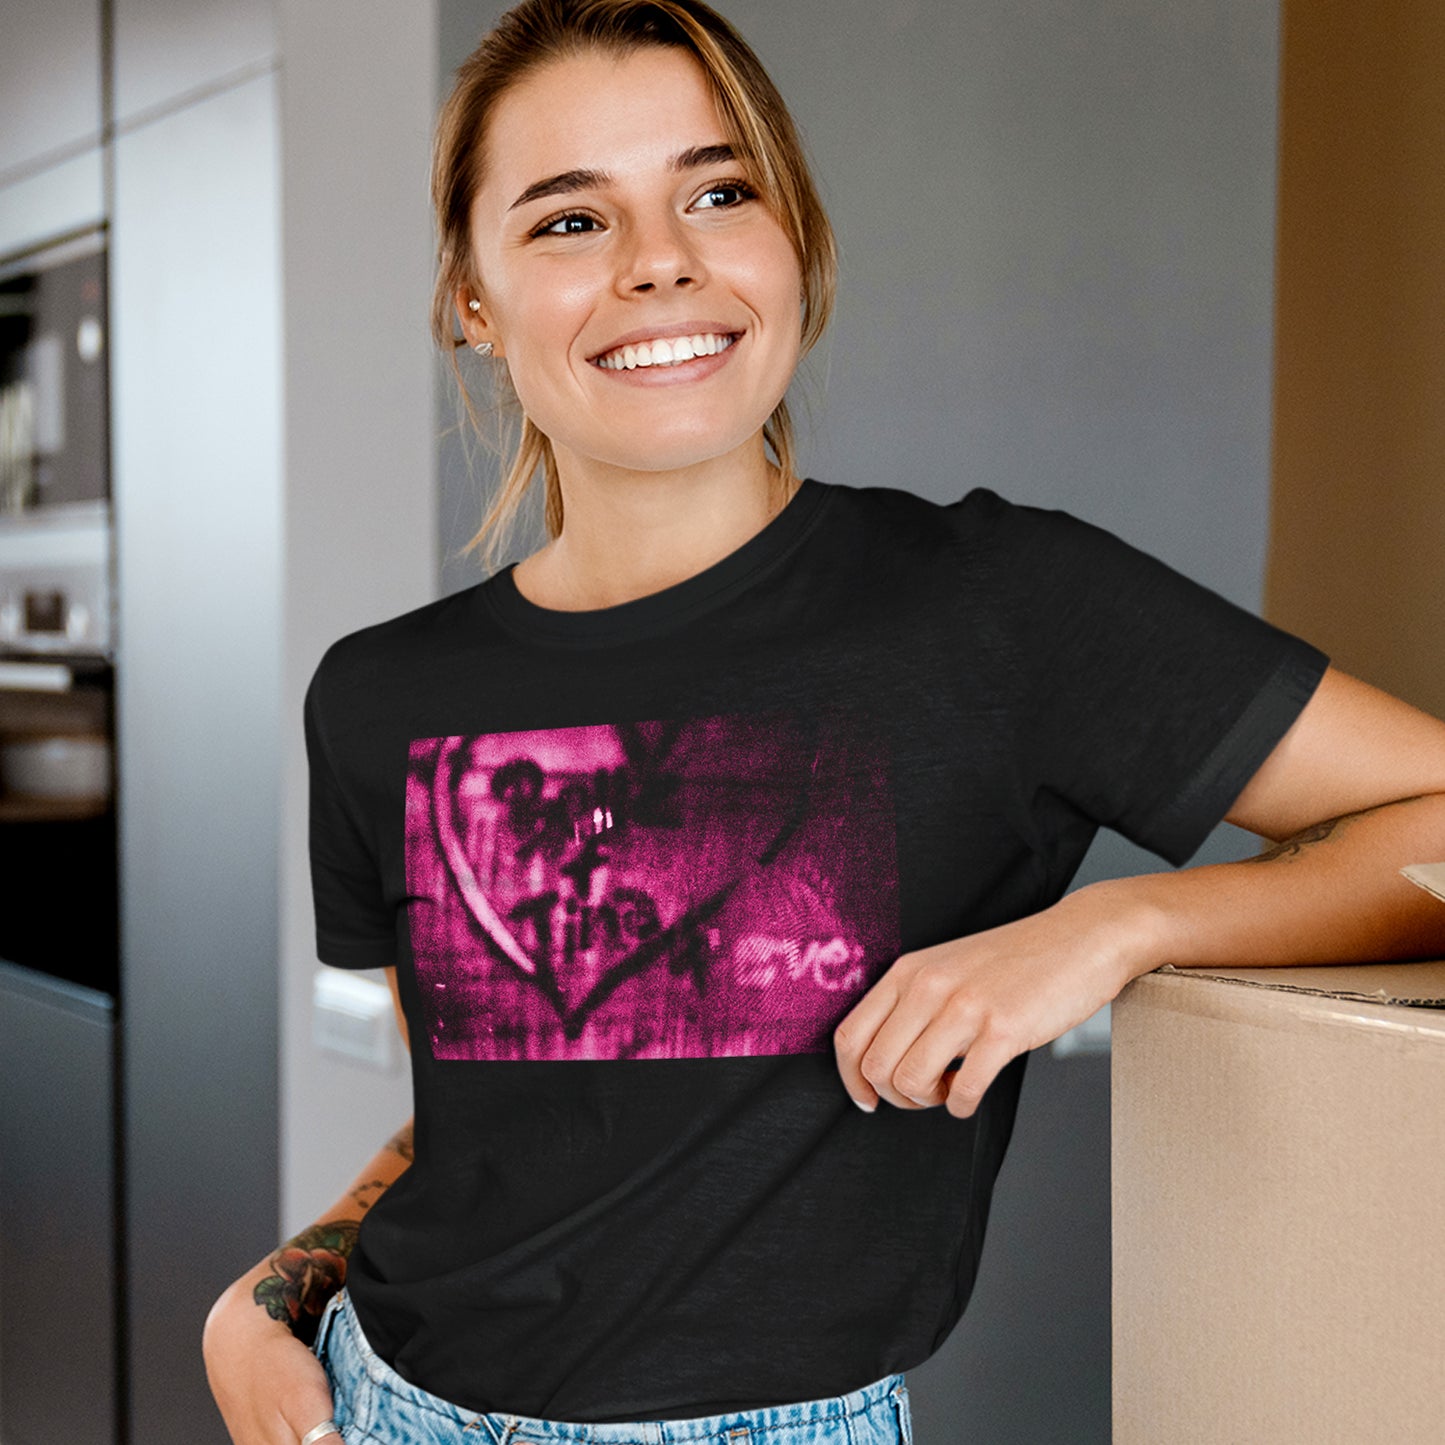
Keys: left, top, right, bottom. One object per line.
{"left": 832, "top": 879, "right": 1158, "bottom": 1116}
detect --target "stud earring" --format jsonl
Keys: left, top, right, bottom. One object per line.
{"left": 473, "top": 341, "right": 494, "bottom": 356}
{"left": 468, "top": 299, "right": 481, "bottom": 311}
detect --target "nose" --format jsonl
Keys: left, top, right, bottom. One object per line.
{"left": 615, "top": 212, "right": 705, "bottom": 296}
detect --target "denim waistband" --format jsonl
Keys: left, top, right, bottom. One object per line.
{"left": 315, "top": 1287, "right": 910, "bottom": 1444}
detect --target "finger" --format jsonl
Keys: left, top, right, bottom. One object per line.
{"left": 892, "top": 1015, "right": 974, "bottom": 1109}
{"left": 851, "top": 956, "right": 967, "bottom": 1111}
{"left": 856, "top": 1002, "right": 945, "bottom": 1113}
{"left": 941, "top": 1031, "right": 1016, "bottom": 1119}
{"left": 290, "top": 1407, "right": 342, "bottom": 1445}
{"left": 281, "top": 1368, "right": 341, "bottom": 1444}
{"left": 833, "top": 975, "right": 911, "bottom": 1111}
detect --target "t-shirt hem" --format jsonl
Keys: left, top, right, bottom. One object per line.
{"left": 317, "top": 934, "right": 396, "bottom": 971}
{"left": 1141, "top": 642, "right": 1331, "bottom": 867}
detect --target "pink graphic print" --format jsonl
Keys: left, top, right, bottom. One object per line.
{"left": 404, "top": 709, "right": 900, "bottom": 1061}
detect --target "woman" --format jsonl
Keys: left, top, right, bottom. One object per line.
{"left": 202, "top": 0, "right": 1445, "bottom": 1441}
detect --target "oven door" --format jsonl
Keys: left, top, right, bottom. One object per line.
{"left": 0, "top": 652, "right": 117, "bottom": 994}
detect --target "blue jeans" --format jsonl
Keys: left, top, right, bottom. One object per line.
{"left": 312, "top": 1288, "right": 915, "bottom": 1445}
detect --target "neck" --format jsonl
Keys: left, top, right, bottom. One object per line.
{"left": 516, "top": 437, "right": 797, "bottom": 612}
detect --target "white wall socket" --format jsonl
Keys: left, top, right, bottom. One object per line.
{"left": 312, "top": 968, "right": 397, "bottom": 1071}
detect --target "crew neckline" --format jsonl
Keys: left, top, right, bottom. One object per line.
{"left": 480, "top": 476, "right": 834, "bottom": 648}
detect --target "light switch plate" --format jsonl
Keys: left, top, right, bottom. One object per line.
{"left": 312, "top": 969, "right": 396, "bottom": 1070}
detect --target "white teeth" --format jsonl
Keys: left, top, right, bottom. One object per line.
{"left": 595, "top": 332, "right": 736, "bottom": 370}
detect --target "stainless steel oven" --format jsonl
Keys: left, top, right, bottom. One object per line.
{"left": 0, "top": 226, "right": 121, "bottom": 1445}
{"left": 0, "top": 228, "right": 116, "bottom": 995}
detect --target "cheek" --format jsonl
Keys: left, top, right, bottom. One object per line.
{"left": 733, "top": 238, "right": 805, "bottom": 352}
{"left": 490, "top": 265, "right": 595, "bottom": 366}
{"left": 492, "top": 286, "right": 603, "bottom": 442}
{"left": 513, "top": 292, "right": 587, "bottom": 363}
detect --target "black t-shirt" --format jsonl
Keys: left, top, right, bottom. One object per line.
{"left": 305, "top": 477, "right": 1329, "bottom": 1422}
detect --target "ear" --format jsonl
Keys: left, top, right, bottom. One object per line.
{"left": 453, "top": 285, "right": 504, "bottom": 358}
{"left": 452, "top": 285, "right": 482, "bottom": 338}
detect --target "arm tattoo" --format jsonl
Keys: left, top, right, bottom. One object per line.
{"left": 253, "top": 1219, "right": 359, "bottom": 1346}
{"left": 252, "top": 1121, "right": 414, "bottom": 1342}
{"left": 1243, "top": 793, "right": 1429, "bottom": 864}
{"left": 386, "top": 1121, "right": 414, "bottom": 1162}
{"left": 348, "top": 1176, "right": 391, "bottom": 1211}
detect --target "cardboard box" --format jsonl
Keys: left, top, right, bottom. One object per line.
{"left": 1112, "top": 914, "right": 1445, "bottom": 1443}
{"left": 1401, "top": 860, "right": 1445, "bottom": 903}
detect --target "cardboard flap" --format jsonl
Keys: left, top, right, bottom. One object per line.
{"left": 1401, "top": 861, "right": 1445, "bottom": 903}
{"left": 1152, "top": 958, "right": 1445, "bottom": 1008}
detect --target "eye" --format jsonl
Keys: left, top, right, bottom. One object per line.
{"left": 530, "top": 210, "right": 604, "bottom": 239}
{"left": 692, "top": 179, "right": 758, "bottom": 211}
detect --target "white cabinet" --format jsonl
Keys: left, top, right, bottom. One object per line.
{"left": 0, "top": 0, "right": 105, "bottom": 257}
{"left": 0, "top": 151, "right": 106, "bottom": 260}
{"left": 112, "top": 67, "right": 282, "bottom": 1443}
{"left": 112, "top": 0, "right": 277, "bottom": 124}
{"left": 0, "top": 0, "right": 103, "bottom": 180}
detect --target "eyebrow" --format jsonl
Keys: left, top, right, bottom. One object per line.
{"left": 507, "top": 143, "right": 739, "bottom": 212}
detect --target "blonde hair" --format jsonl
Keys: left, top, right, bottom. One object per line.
{"left": 429, "top": 0, "right": 838, "bottom": 575}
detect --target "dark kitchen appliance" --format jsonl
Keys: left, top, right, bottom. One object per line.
{"left": 0, "top": 226, "right": 121, "bottom": 1443}
{"left": 0, "top": 226, "right": 117, "bottom": 993}
{"left": 0, "top": 644, "right": 118, "bottom": 992}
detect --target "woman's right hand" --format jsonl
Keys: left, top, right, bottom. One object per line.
{"left": 202, "top": 1263, "right": 342, "bottom": 1444}
{"left": 205, "top": 1115, "right": 411, "bottom": 1441}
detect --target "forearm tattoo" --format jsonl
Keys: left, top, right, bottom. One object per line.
{"left": 253, "top": 1121, "right": 415, "bottom": 1343}
{"left": 1243, "top": 794, "right": 1429, "bottom": 864}
{"left": 254, "top": 1219, "right": 359, "bottom": 1345}
{"left": 385, "top": 1121, "right": 415, "bottom": 1163}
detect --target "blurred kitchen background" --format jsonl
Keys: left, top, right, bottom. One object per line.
{"left": 0, "top": 1, "right": 1439, "bottom": 1441}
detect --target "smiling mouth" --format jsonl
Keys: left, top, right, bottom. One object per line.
{"left": 591, "top": 331, "right": 741, "bottom": 371}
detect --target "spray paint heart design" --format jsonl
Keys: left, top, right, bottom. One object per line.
{"left": 406, "top": 711, "right": 900, "bottom": 1061}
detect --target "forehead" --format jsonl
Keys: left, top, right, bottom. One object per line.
{"left": 480, "top": 47, "right": 728, "bottom": 196}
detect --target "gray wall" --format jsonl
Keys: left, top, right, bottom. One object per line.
{"left": 438, "top": 3, "right": 1283, "bottom": 1441}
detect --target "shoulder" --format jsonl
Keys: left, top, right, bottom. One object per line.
{"left": 932, "top": 483, "right": 1140, "bottom": 576}
{"left": 816, "top": 480, "right": 1177, "bottom": 626}
{"left": 817, "top": 477, "right": 1056, "bottom": 562}
{"left": 306, "top": 587, "right": 478, "bottom": 716}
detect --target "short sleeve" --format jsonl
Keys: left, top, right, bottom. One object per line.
{"left": 304, "top": 662, "right": 397, "bottom": 970}
{"left": 970, "top": 488, "right": 1331, "bottom": 868}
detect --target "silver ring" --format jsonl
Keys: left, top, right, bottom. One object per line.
{"left": 300, "top": 1422, "right": 342, "bottom": 1445}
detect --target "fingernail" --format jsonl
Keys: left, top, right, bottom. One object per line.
{"left": 853, "top": 1095, "right": 876, "bottom": 1113}
{"left": 905, "top": 1094, "right": 930, "bottom": 1107}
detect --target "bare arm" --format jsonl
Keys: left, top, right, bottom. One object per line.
{"left": 203, "top": 968, "right": 412, "bottom": 1442}
{"left": 250, "top": 1113, "right": 413, "bottom": 1344}
{"left": 251, "top": 967, "right": 412, "bottom": 1343}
